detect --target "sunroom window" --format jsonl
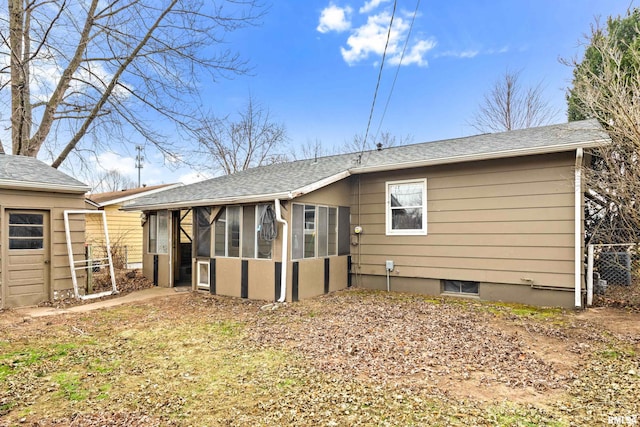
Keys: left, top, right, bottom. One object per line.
{"left": 213, "top": 205, "right": 273, "bottom": 259}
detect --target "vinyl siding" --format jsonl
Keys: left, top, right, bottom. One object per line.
{"left": 352, "top": 152, "right": 578, "bottom": 289}
{"left": 86, "top": 204, "right": 143, "bottom": 267}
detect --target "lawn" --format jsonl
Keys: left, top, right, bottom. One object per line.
{"left": 1, "top": 289, "right": 638, "bottom": 426}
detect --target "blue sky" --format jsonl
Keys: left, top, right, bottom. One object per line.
{"left": 92, "top": 0, "right": 635, "bottom": 187}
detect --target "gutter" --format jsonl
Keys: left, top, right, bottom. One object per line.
{"left": 274, "top": 199, "right": 288, "bottom": 302}
{"left": 350, "top": 139, "right": 610, "bottom": 175}
{"left": 575, "top": 148, "right": 584, "bottom": 308}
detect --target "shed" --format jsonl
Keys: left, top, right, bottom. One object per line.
{"left": 0, "top": 155, "right": 90, "bottom": 308}
{"left": 87, "top": 184, "right": 182, "bottom": 269}
{"left": 124, "top": 120, "right": 610, "bottom": 308}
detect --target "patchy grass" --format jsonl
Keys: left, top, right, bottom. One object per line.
{"left": 0, "top": 289, "right": 638, "bottom": 426}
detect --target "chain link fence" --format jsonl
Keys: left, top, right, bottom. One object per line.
{"left": 587, "top": 243, "right": 640, "bottom": 308}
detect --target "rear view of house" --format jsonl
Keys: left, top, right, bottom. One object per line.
{"left": 0, "top": 155, "right": 90, "bottom": 308}
{"left": 125, "top": 120, "right": 610, "bottom": 308}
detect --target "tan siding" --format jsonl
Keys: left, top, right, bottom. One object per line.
{"left": 352, "top": 152, "right": 578, "bottom": 290}
{"left": 248, "top": 260, "right": 274, "bottom": 301}
{"left": 216, "top": 258, "right": 241, "bottom": 297}
{"left": 0, "top": 189, "right": 87, "bottom": 307}
{"left": 297, "top": 259, "right": 325, "bottom": 299}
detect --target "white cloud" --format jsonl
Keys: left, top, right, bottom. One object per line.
{"left": 339, "top": 11, "right": 433, "bottom": 67}
{"left": 317, "top": 3, "right": 353, "bottom": 33}
{"left": 389, "top": 39, "right": 437, "bottom": 66}
{"left": 95, "top": 151, "right": 137, "bottom": 178}
{"left": 359, "top": 0, "right": 390, "bottom": 14}
{"left": 435, "top": 49, "right": 479, "bottom": 59}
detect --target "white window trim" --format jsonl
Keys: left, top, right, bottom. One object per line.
{"left": 385, "top": 178, "right": 427, "bottom": 236}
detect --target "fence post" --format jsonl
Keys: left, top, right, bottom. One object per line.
{"left": 587, "top": 244, "right": 594, "bottom": 307}
{"left": 87, "top": 244, "right": 93, "bottom": 294}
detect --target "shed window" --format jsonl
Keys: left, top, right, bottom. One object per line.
{"left": 148, "top": 211, "right": 169, "bottom": 254}
{"left": 386, "top": 179, "right": 427, "bottom": 235}
{"left": 9, "top": 213, "right": 44, "bottom": 250}
{"left": 442, "top": 280, "right": 479, "bottom": 295}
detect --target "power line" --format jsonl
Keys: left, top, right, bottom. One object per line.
{"left": 373, "top": 0, "right": 421, "bottom": 144}
{"left": 359, "top": 0, "right": 398, "bottom": 157}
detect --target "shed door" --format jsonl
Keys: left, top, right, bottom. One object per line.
{"left": 5, "top": 211, "right": 50, "bottom": 307}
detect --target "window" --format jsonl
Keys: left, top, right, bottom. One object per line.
{"left": 442, "top": 280, "right": 479, "bottom": 295}
{"left": 386, "top": 179, "right": 427, "bottom": 235}
{"left": 197, "top": 261, "right": 210, "bottom": 289}
{"left": 9, "top": 213, "right": 44, "bottom": 250}
{"left": 292, "top": 203, "right": 350, "bottom": 260}
{"left": 304, "top": 205, "right": 316, "bottom": 258}
{"left": 213, "top": 205, "right": 273, "bottom": 259}
{"left": 148, "top": 211, "right": 169, "bottom": 254}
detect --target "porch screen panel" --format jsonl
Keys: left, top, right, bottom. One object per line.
{"left": 328, "top": 207, "right": 337, "bottom": 256}
{"left": 156, "top": 211, "right": 169, "bottom": 254}
{"left": 318, "top": 206, "right": 328, "bottom": 257}
{"left": 304, "top": 205, "right": 316, "bottom": 258}
{"left": 195, "top": 207, "right": 211, "bottom": 257}
{"left": 214, "top": 209, "right": 226, "bottom": 256}
{"left": 292, "top": 204, "right": 304, "bottom": 260}
{"left": 227, "top": 206, "right": 241, "bottom": 258}
{"left": 256, "top": 204, "right": 273, "bottom": 259}
{"left": 242, "top": 206, "right": 256, "bottom": 258}
{"left": 148, "top": 214, "right": 157, "bottom": 253}
{"left": 337, "top": 206, "right": 350, "bottom": 256}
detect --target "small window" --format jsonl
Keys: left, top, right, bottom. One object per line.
{"left": 197, "top": 261, "right": 210, "bottom": 289}
{"left": 386, "top": 179, "right": 427, "bottom": 235}
{"left": 148, "top": 211, "right": 169, "bottom": 254}
{"left": 304, "top": 205, "right": 316, "bottom": 258}
{"left": 442, "top": 280, "right": 479, "bottom": 295}
{"left": 9, "top": 213, "right": 44, "bottom": 250}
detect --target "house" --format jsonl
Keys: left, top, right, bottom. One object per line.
{"left": 0, "top": 155, "right": 90, "bottom": 308}
{"left": 87, "top": 184, "right": 182, "bottom": 269}
{"left": 124, "top": 120, "right": 610, "bottom": 308}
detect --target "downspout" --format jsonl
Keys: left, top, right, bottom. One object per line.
{"left": 274, "top": 199, "right": 288, "bottom": 302}
{"left": 574, "top": 148, "right": 584, "bottom": 308}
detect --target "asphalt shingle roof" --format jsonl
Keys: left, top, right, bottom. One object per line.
{"left": 0, "top": 155, "right": 89, "bottom": 193}
{"left": 126, "top": 119, "right": 610, "bottom": 210}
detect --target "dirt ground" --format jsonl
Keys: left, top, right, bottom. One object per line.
{"left": 2, "top": 287, "right": 639, "bottom": 426}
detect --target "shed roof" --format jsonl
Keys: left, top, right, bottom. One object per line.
{"left": 125, "top": 119, "right": 610, "bottom": 211}
{"left": 0, "top": 155, "right": 89, "bottom": 194}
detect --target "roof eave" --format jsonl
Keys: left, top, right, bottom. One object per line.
{"left": 98, "top": 183, "right": 184, "bottom": 207}
{"left": 122, "top": 170, "right": 353, "bottom": 211}
{"left": 0, "top": 180, "right": 90, "bottom": 194}
{"left": 122, "top": 191, "right": 294, "bottom": 211}
{"left": 350, "top": 139, "right": 610, "bottom": 175}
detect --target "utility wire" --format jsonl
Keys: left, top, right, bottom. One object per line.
{"left": 359, "top": 0, "right": 398, "bottom": 157}
{"left": 373, "top": 0, "right": 421, "bottom": 144}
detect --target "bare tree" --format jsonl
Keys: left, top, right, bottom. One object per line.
{"left": 0, "top": 0, "right": 263, "bottom": 168}
{"left": 566, "top": 15, "right": 640, "bottom": 244}
{"left": 92, "top": 170, "right": 137, "bottom": 193}
{"left": 470, "top": 69, "right": 559, "bottom": 133}
{"left": 192, "top": 96, "right": 288, "bottom": 175}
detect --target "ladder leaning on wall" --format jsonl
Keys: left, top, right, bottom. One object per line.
{"left": 63, "top": 210, "right": 118, "bottom": 300}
